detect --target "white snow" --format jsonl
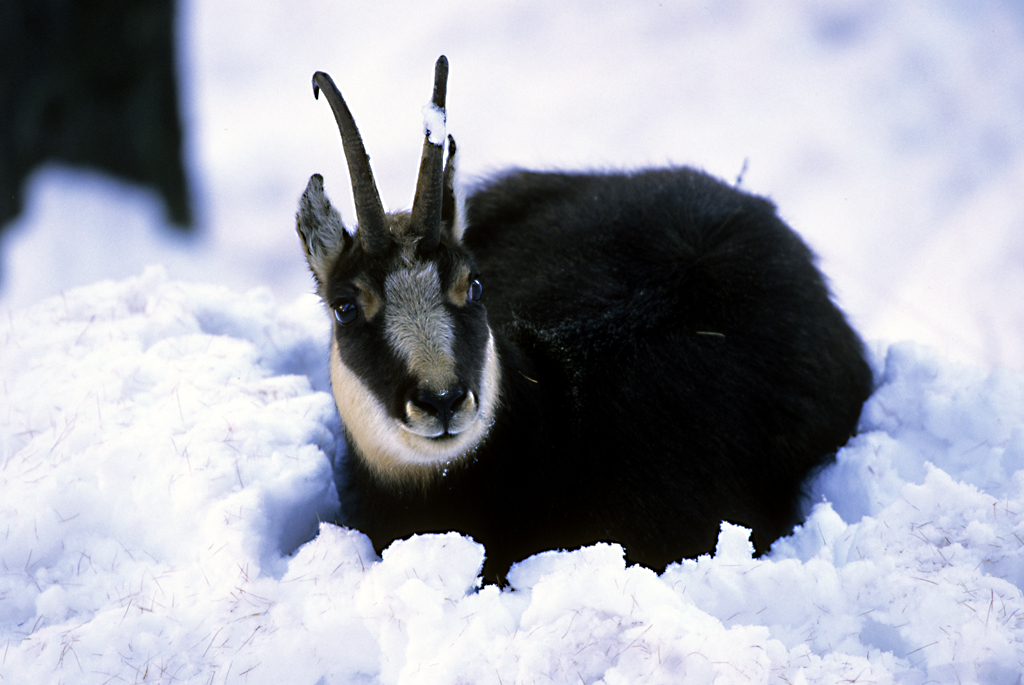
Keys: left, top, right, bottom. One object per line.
{"left": 423, "top": 103, "right": 447, "bottom": 148}
{"left": 3, "top": 269, "right": 1024, "bottom": 684}
{"left": 2, "top": 0, "right": 1021, "bottom": 371}
{"left": 3, "top": 0, "right": 1024, "bottom": 683}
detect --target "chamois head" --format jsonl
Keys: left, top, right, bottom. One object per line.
{"left": 297, "top": 56, "right": 500, "bottom": 482}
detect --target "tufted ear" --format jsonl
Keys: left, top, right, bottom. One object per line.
{"left": 296, "top": 173, "right": 351, "bottom": 292}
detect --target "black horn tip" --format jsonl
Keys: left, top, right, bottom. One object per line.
{"left": 312, "top": 71, "right": 333, "bottom": 100}
{"left": 432, "top": 56, "right": 449, "bottom": 109}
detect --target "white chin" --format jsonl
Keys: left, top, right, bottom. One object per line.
{"left": 397, "top": 421, "right": 479, "bottom": 455}
{"left": 399, "top": 423, "right": 464, "bottom": 439}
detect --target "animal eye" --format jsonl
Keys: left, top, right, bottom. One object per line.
{"left": 333, "top": 300, "right": 359, "bottom": 325}
{"left": 467, "top": 278, "right": 483, "bottom": 303}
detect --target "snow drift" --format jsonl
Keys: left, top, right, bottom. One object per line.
{"left": 3, "top": 269, "right": 1024, "bottom": 683}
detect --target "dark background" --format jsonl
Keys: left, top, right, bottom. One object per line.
{"left": 0, "top": 0, "right": 190, "bottom": 240}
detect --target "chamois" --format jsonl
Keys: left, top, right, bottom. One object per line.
{"left": 296, "top": 56, "right": 873, "bottom": 583}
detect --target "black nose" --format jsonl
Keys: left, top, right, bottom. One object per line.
{"left": 411, "top": 387, "right": 466, "bottom": 433}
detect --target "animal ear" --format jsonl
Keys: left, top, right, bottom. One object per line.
{"left": 441, "top": 135, "right": 467, "bottom": 244}
{"left": 296, "top": 173, "right": 351, "bottom": 289}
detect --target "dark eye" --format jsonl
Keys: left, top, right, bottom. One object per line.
{"left": 333, "top": 300, "right": 358, "bottom": 325}
{"left": 467, "top": 278, "right": 483, "bottom": 303}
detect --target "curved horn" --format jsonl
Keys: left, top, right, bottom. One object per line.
{"left": 312, "top": 71, "right": 388, "bottom": 255}
{"left": 409, "top": 56, "right": 449, "bottom": 252}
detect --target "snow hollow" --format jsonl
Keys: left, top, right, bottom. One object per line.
{"left": 3, "top": 267, "right": 1024, "bottom": 684}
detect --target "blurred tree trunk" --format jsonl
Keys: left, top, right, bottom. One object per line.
{"left": 0, "top": 0, "right": 191, "bottom": 233}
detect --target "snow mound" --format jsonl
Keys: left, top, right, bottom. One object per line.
{"left": 3, "top": 272, "right": 1024, "bottom": 684}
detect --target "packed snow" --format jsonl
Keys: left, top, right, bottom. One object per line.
{"left": 3, "top": 269, "right": 1024, "bottom": 683}
{"left": 3, "top": 0, "right": 1024, "bottom": 683}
